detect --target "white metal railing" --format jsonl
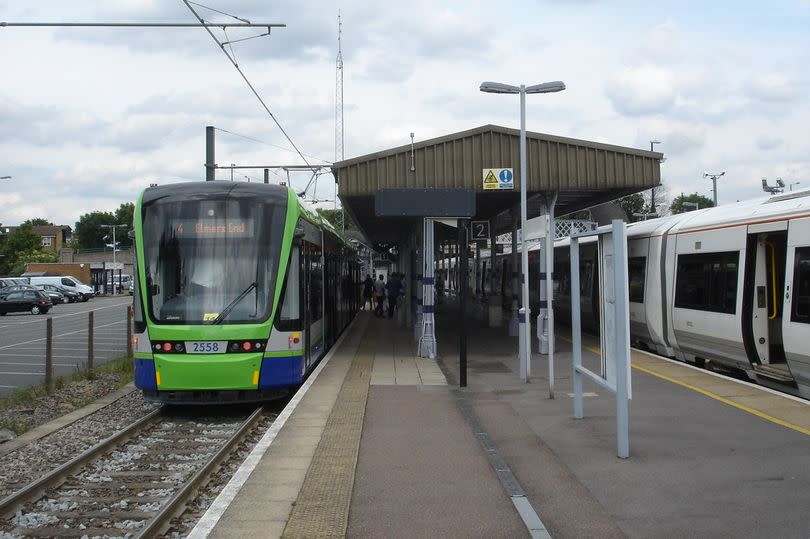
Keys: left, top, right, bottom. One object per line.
{"left": 495, "top": 219, "right": 597, "bottom": 246}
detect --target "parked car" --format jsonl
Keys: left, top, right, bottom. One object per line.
{"left": 0, "top": 289, "right": 53, "bottom": 315}
{"left": 38, "top": 287, "right": 66, "bottom": 304}
{"left": 0, "top": 277, "right": 29, "bottom": 290}
{"left": 40, "top": 284, "right": 81, "bottom": 303}
{"left": 29, "top": 276, "right": 94, "bottom": 301}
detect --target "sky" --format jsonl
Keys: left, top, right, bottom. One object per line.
{"left": 1, "top": 0, "right": 809, "bottom": 227}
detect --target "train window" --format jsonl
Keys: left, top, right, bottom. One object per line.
{"left": 308, "top": 242, "right": 323, "bottom": 321}
{"left": 133, "top": 257, "right": 145, "bottom": 333}
{"left": 791, "top": 247, "right": 810, "bottom": 324}
{"left": 675, "top": 251, "right": 739, "bottom": 314}
{"left": 580, "top": 260, "right": 594, "bottom": 295}
{"left": 279, "top": 247, "right": 300, "bottom": 323}
{"left": 628, "top": 257, "right": 646, "bottom": 303}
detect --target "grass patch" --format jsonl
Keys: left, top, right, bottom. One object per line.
{"left": 0, "top": 355, "right": 136, "bottom": 435}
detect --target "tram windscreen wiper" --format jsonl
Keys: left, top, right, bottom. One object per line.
{"left": 211, "top": 282, "right": 257, "bottom": 325}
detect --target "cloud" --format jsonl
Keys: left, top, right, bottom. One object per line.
{"left": 663, "top": 124, "right": 706, "bottom": 155}
{"left": 746, "top": 72, "right": 800, "bottom": 103}
{"left": 757, "top": 135, "right": 783, "bottom": 151}
{"left": 606, "top": 65, "right": 677, "bottom": 116}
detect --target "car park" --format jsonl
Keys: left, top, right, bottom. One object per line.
{"left": 0, "top": 289, "right": 53, "bottom": 315}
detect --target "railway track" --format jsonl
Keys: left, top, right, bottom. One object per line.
{"left": 0, "top": 405, "right": 267, "bottom": 538}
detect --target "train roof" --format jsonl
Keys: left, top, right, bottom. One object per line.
{"left": 667, "top": 188, "right": 810, "bottom": 235}
{"left": 141, "top": 180, "right": 289, "bottom": 206}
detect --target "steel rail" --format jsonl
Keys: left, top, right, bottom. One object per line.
{"left": 137, "top": 405, "right": 265, "bottom": 538}
{"left": 0, "top": 408, "right": 162, "bottom": 518}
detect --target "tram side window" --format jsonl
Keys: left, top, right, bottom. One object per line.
{"left": 791, "top": 247, "right": 810, "bottom": 324}
{"left": 628, "top": 257, "right": 646, "bottom": 303}
{"left": 674, "top": 251, "right": 739, "bottom": 314}
{"left": 308, "top": 243, "right": 323, "bottom": 321}
{"left": 133, "top": 257, "right": 145, "bottom": 333}
{"left": 279, "top": 248, "right": 300, "bottom": 323}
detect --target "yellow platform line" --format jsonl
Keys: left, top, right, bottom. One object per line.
{"left": 562, "top": 337, "right": 810, "bottom": 437}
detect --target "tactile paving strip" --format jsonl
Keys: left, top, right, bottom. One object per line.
{"left": 281, "top": 328, "right": 376, "bottom": 538}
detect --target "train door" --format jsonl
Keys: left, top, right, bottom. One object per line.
{"left": 301, "top": 227, "right": 324, "bottom": 371}
{"left": 744, "top": 222, "right": 793, "bottom": 383}
{"left": 782, "top": 218, "right": 810, "bottom": 396}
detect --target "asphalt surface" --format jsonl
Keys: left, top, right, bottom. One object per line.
{"left": 0, "top": 296, "right": 133, "bottom": 397}
{"left": 433, "top": 303, "right": 810, "bottom": 538}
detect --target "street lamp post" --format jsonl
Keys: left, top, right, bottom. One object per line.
{"left": 703, "top": 171, "right": 725, "bottom": 206}
{"left": 480, "top": 80, "right": 565, "bottom": 382}
{"left": 100, "top": 224, "right": 128, "bottom": 295}
{"left": 649, "top": 140, "right": 661, "bottom": 213}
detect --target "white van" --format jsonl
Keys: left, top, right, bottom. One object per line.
{"left": 29, "top": 276, "right": 94, "bottom": 301}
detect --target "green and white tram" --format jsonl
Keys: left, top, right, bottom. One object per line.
{"left": 132, "top": 182, "right": 360, "bottom": 403}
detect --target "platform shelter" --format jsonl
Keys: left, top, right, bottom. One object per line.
{"left": 333, "top": 124, "right": 662, "bottom": 363}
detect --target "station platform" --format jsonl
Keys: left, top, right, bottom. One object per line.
{"left": 190, "top": 304, "right": 810, "bottom": 539}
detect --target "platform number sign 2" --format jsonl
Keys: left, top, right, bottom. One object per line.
{"left": 471, "top": 221, "right": 489, "bottom": 241}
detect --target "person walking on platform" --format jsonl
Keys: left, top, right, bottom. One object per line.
{"left": 386, "top": 272, "right": 401, "bottom": 319}
{"left": 373, "top": 274, "right": 386, "bottom": 317}
{"left": 362, "top": 274, "right": 374, "bottom": 310}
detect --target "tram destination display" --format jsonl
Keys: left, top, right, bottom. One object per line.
{"left": 170, "top": 219, "right": 255, "bottom": 238}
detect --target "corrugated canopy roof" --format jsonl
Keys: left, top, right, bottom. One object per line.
{"left": 334, "top": 124, "right": 662, "bottom": 245}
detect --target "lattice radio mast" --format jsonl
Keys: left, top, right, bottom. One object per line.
{"left": 335, "top": 12, "right": 344, "bottom": 162}
{"left": 335, "top": 11, "right": 345, "bottom": 231}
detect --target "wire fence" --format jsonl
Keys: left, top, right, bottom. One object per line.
{"left": 0, "top": 305, "right": 132, "bottom": 396}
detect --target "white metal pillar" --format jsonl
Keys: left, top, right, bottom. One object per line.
{"left": 488, "top": 219, "right": 502, "bottom": 327}
{"left": 418, "top": 218, "right": 437, "bottom": 358}
{"left": 473, "top": 240, "right": 484, "bottom": 320}
{"left": 537, "top": 192, "right": 557, "bottom": 398}
{"left": 414, "top": 223, "right": 423, "bottom": 342}
{"left": 509, "top": 215, "right": 519, "bottom": 336}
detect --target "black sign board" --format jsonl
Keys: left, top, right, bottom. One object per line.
{"left": 375, "top": 188, "right": 475, "bottom": 217}
{"left": 471, "top": 220, "right": 489, "bottom": 240}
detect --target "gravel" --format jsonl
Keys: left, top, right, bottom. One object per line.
{"left": 0, "top": 372, "right": 132, "bottom": 436}
{"left": 0, "top": 391, "right": 159, "bottom": 499}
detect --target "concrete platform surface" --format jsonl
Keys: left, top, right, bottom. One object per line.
{"left": 196, "top": 305, "right": 810, "bottom": 539}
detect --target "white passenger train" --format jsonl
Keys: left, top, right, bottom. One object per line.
{"left": 447, "top": 190, "right": 810, "bottom": 398}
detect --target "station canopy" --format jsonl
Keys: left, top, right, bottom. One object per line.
{"left": 333, "top": 124, "right": 662, "bottom": 246}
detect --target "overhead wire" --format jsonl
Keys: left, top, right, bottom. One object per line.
{"left": 187, "top": 1, "right": 250, "bottom": 23}
{"left": 181, "top": 0, "right": 313, "bottom": 172}
{"left": 214, "top": 127, "right": 332, "bottom": 164}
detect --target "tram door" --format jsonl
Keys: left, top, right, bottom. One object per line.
{"left": 300, "top": 228, "right": 324, "bottom": 371}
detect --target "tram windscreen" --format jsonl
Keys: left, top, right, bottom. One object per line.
{"left": 142, "top": 196, "right": 286, "bottom": 325}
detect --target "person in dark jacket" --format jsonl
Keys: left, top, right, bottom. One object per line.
{"left": 362, "top": 274, "right": 374, "bottom": 310}
{"left": 386, "top": 273, "right": 401, "bottom": 318}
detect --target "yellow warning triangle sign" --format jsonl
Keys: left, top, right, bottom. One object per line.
{"left": 484, "top": 170, "right": 498, "bottom": 184}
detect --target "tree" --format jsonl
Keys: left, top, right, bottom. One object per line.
{"left": 114, "top": 203, "right": 135, "bottom": 247}
{"left": 316, "top": 208, "right": 355, "bottom": 231}
{"left": 22, "top": 218, "right": 53, "bottom": 226}
{"left": 617, "top": 193, "right": 645, "bottom": 222}
{"left": 670, "top": 193, "right": 715, "bottom": 214}
{"left": 74, "top": 211, "right": 116, "bottom": 249}
{"left": 9, "top": 250, "right": 58, "bottom": 277}
{"left": 0, "top": 224, "right": 46, "bottom": 275}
